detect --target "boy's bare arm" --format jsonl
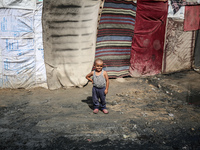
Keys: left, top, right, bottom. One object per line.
{"left": 104, "top": 71, "right": 109, "bottom": 94}
{"left": 86, "top": 71, "right": 94, "bottom": 83}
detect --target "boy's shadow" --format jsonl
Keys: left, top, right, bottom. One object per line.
{"left": 81, "top": 96, "right": 93, "bottom": 110}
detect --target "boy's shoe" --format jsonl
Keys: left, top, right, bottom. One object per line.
{"left": 102, "top": 109, "right": 109, "bottom": 114}
{"left": 93, "top": 109, "right": 99, "bottom": 114}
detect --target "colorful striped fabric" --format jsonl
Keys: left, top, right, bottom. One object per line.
{"left": 95, "top": 0, "right": 136, "bottom": 78}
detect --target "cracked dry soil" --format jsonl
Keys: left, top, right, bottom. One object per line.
{"left": 0, "top": 74, "right": 200, "bottom": 150}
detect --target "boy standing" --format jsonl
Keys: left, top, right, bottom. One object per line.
{"left": 86, "top": 58, "right": 109, "bottom": 114}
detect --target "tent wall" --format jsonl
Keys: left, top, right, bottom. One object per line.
{"left": 42, "top": 0, "right": 100, "bottom": 90}
{"left": 96, "top": 0, "right": 137, "bottom": 78}
{"left": 0, "top": 0, "right": 199, "bottom": 89}
{"left": 162, "top": 18, "right": 195, "bottom": 73}
{"left": 0, "top": 1, "right": 47, "bottom": 88}
{"left": 129, "top": 0, "right": 168, "bottom": 77}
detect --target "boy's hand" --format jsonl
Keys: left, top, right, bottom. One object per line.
{"left": 104, "top": 89, "right": 108, "bottom": 95}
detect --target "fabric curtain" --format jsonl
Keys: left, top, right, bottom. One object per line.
{"left": 129, "top": 0, "right": 168, "bottom": 77}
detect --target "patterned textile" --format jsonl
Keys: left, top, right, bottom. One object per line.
{"left": 129, "top": 0, "right": 168, "bottom": 77}
{"left": 171, "top": 0, "right": 200, "bottom": 14}
{"left": 96, "top": 0, "right": 136, "bottom": 78}
{"left": 168, "top": 1, "right": 185, "bottom": 19}
{"left": 162, "top": 18, "right": 195, "bottom": 73}
{"left": 184, "top": 5, "right": 200, "bottom": 31}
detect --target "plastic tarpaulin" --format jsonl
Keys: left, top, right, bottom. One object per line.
{"left": 43, "top": 0, "right": 100, "bottom": 90}
{"left": 95, "top": 0, "right": 137, "bottom": 78}
{"left": 0, "top": 0, "right": 36, "bottom": 10}
{"left": 129, "top": 0, "right": 168, "bottom": 77}
{"left": 184, "top": 5, "right": 200, "bottom": 31}
{"left": 162, "top": 18, "right": 195, "bottom": 73}
{"left": 34, "top": 2, "right": 47, "bottom": 88}
{"left": 0, "top": 9, "right": 34, "bottom": 38}
{"left": 0, "top": 2, "right": 47, "bottom": 88}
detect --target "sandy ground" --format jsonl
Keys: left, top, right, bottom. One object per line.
{"left": 0, "top": 70, "right": 200, "bottom": 149}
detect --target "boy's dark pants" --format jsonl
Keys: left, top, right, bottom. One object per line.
{"left": 92, "top": 86, "right": 106, "bottom": 110}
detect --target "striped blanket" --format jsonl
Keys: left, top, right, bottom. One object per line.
{"left": 96, "top": 0, "right": 136, "bottom": 78}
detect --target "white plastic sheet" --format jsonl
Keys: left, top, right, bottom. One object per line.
{"left": 2, "top": 55, "right": 36, "bottom": 88}
{"left": 0, "top": 2, "right": 47, "bottom": 88}
{"left": 0, "top": 9, "right": 34, "bottom": 38}
{"left": 0, "top": 0, "right": 36, "bottom": 10}
{"left": 0, "top": 39, "right": 35, "bottom": 87}
{"left": 0, "top": 56, "right": 2, "bottom": 87}
{"left": 34, "top": 2, "right": 47, "bottom": 88}
{"left": 0, "top": 38, "right": 35, "bottom": 57}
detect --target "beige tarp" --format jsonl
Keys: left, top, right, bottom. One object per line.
{"left": 43, "top": 0, "right": 100, "bottom": 90}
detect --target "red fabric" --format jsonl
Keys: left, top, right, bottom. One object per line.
{"left": 129, "top": 0, "right": 168, "bottom": 76}
{"left": 184, "top": 5, "right": 200, "bottom": 31}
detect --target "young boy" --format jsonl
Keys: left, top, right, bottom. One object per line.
{"left": 86, "top": 58, "right": 109, "bottom": 114}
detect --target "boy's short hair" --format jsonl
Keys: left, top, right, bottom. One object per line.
{"left": 95, "top": 58, "right": 103, "bottom": 65}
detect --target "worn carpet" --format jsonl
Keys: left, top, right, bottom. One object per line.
{"left": 95, "top": 0, "right": 136, "bottom": 78}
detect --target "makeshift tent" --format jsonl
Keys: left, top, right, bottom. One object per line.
{"left": 0, "top": 0, "right": 200, "bottom": 89}
{"left": 42, "top": 0, "right": 100, "bottom": 90}
{"left": 96, "top": 0, "right": 136, "bottom": 78}
{"left": 0, "top": 1, "right": 47, "bottom": 88}
{"left": 129, "top": 0, "right": 168, "bottom": 77}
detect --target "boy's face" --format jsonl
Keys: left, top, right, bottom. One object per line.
{"left": 95, "top": 61, "right": 103, "bottom": 72}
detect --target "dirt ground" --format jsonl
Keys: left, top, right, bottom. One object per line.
{"left": 0, "top": 70, "right": 200, "bottom": 150}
